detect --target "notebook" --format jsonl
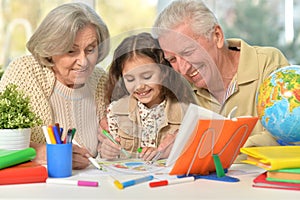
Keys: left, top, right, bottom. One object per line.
{"left": 0, "top": 147, "right": 36, "bottom": 169}
{"left": 0, "top": 161, "right": 48, "bottom": 185}
{"left": 240, "top": 146, "right": 300, "bottom": 170}
{"left": 167, "top": 103, "right": 258, "bottom": 175}
{"left": 267, "top": 168, "right": 300, "bottom": 183}
{"left": 253, "top": 172, "right": 300, "bottom": 191}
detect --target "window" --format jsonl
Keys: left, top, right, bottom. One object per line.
{"left": 0, "top": 0, "right": 299, "bottom": 69}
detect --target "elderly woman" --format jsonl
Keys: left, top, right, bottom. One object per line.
{"left": 0, "top": 3, "right": 110, "bottom": 169}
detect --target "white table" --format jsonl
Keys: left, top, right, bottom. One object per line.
{"left": 0, "top": 164, "right": 299, "bottom": 200}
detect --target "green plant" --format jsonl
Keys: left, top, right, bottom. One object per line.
{"left": 0, "top": 84, "right": 42, "bottom": 129}
{"left": 0, "top": 67, "right": 3, "bottom": 80}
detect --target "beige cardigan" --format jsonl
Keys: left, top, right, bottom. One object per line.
{"left": 108, "top": 95, "right": 188, "bottom": 157}
{"left": 0, "top": 55, "right": 108, "bottom": 146}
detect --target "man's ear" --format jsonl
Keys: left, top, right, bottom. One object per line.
{"left": 213, "top": 25, "right": 225, "bottom": 49}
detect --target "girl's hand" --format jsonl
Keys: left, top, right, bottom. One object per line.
{"left": 157, "top": 131, "right": 177, "bottom": 159}
{"left": 99, "top": 136, "right": 121, "bottom": 160}
{"left": 139, "top": 147, "right": 158, "bottom": 161}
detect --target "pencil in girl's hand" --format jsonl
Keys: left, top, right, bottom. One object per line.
{"left": 102, "top": 130, "right": 131, "bottom": 158}
{"left": 147, "top": 151, "right": 162, "bottom": 165}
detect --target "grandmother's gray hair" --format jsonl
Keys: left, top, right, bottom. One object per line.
{"left": 153, "top": 0, "right": 218, "bottom": 40}
{"left": 26, "top": 2, "right": 110, "bottom": 67}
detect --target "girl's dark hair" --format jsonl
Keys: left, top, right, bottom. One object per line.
{"left": 106, "top": 32, "right": 196, "bottom": 105}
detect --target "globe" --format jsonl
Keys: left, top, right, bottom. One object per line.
{"left": 257, "top": 65, "right": 300, "bottom": 144}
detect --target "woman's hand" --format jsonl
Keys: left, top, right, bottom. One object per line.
{"left": 30, "top": 142, "right": 47, "bottom": 165}
{"left": 72, "top": 144, "right": 90, "bottom": 170}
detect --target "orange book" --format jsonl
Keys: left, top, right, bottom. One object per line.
{"left": 266, "top": 168, "right": 300, "bottom": 183}
{"left": 253, "top": 172, "right": 300, "bottom": 190}
{"left": 167, "top": 104, "right": 258, "bottom": 175}
{"left": 0, "top": 161, "right": 48, "bottom": 185}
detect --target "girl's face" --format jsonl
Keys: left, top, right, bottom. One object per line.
{"left": 122, "top": 56, "right": 164, "bottom": 108}
{"left": 52, "top": 24, "right": 98, "bottom": 88}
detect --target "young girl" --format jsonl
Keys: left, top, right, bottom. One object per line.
{"left": 100, "top": 32, "right": 197, "bottom": 161}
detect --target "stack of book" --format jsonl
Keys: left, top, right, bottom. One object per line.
{"left": 0, "top": 147, "right": 48, "bottom": 185}
{"left": 240, "top": 146, "right": 300, "bottom": 190}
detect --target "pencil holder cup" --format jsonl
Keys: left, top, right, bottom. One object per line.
{"left": 46, "top": 143, "right": 72, "bottom": 178}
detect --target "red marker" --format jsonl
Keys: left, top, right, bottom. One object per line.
{"left": 149, "top": 177, "right": 195, "bottom": 187}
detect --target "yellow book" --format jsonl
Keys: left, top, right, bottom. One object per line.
{"left": 240, "top": 146, "right": 300, "bottom": 170}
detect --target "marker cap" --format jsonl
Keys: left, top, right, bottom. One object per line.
{"left": 78, "top": 180, "right": 99, "bottom": 187}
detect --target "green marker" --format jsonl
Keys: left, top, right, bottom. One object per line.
{"left": 137, "top": 147, "right": 142, "bottom": 153}
{"left": 102, "top": 130, "right": 131, "bottom": 158}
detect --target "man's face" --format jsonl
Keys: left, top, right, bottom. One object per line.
{"left": 158, "top": 23, "right": 222, "bottom": 91}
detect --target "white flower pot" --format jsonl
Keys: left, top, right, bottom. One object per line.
{"left": 0, "top": 128, "right": 31, "bottom": 150}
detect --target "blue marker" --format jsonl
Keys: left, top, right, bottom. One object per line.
{"left": 52, "top": 125, "right": 62, "bottom": 144}
{"left": 114, "top": 175, "right": 154, "bottom": 189}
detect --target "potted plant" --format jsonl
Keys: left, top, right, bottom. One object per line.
{"left": 0, "top": 83, "right": 42, "bottom": 150}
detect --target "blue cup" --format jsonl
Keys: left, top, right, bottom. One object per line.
{"left": 46, "top": 143, "right": 72, "bottom": 178}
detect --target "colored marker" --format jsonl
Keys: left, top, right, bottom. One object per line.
{"left": 46, "top": 178, "right": 98, "bottom": 187}
{"left": 147, "top": 151, "right": 162, "bottom": 165}
{"left": 114, "top": 175, "right": 154, "bottom": 189}
{"left": 71, "top": 128, "right": 76, "bottom": 140}
{"left": 60, "top": 127, "right": 64, "bottom": 136}
{"left": 42, "top": 125, "right": 51, "bottom": 144}
{"left": 54, "top": 123, "right": 61, "bottom": 137}
{"left": 137, "top": 147, "right": 142, "bottom": 153}
{"left": 149, "top": 177, "right": 195, "bottom": 187}
{"left": 52, "top": 125, "right": 62, "bottom": 144}
{"left": 72, "top": 140, "right": 101, "bottom": 170}
{"left": 47, "top": 126, "right": 56, "bottom": 144}
{"left": 64, "top": 129, "right": 73, "bottom": 144}
{"left": 102, "top": 130, "right": 131, "bottom": 158}
{"left": 86, "top": 154, "right": 102, "bottom": 170}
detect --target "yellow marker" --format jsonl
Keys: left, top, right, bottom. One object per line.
{"left": 114, "top": 180, "right": 124, "bottom": 189}
{"left": 113, "top": 175, "right": 154, "bottom": 189}
{"left": 47, "top": 126, "right": 56, "bottom": 144}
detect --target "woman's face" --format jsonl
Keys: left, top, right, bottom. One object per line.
{"left": 52, "top": 24, "right": 98, "bottom": 88}
{"left": 122, "top": 56, "right": 164, "bottom": 108}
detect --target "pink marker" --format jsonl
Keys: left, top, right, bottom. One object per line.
{"left": 46, "top": 178, "right": 99, "bottom": 187}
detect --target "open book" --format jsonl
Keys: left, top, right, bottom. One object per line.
{"left": 167, "top": 103, "right": 258, "bottom": 175}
